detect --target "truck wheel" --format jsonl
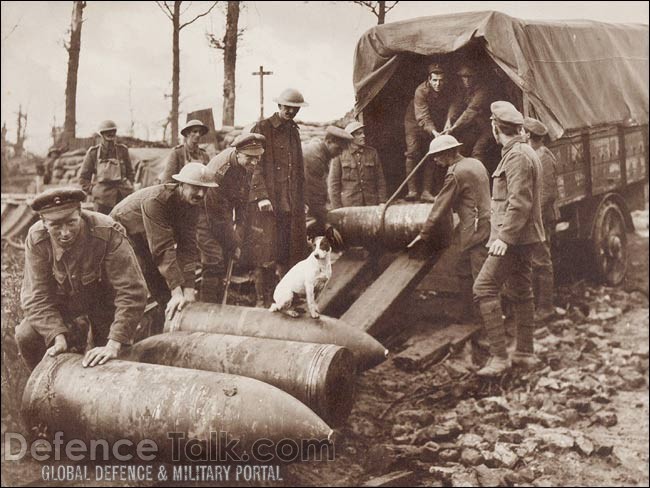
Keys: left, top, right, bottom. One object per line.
{"left": 592, "top": 199, "right": 628, "bottom": 286}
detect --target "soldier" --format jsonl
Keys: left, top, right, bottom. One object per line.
{"left": 473, "top": 101, "right": 545, "bottom": 376}
{"left": 403, "top": 62, "right": 453, "bottom": 202}
{"left": 328, "top": 121, "right": 387, "bottom": 209}
{"left": 16, "top": 188, "right": 148, "bottom": 370}
{"left": 443, "top": 64, "right": 497, "bottom": 173}
{"left": 79, "top": 120, "right": 135, "bottom": 214}
{"left": 303, "top": 125, "right": 353, "bottom": 238}
{"left": 196, "top": 133, "right": 266, "bottom": 303}
{"left": 524, "top": 117, "right": 559, "bottom": 322}
{"left": 110, "top": 163, "right": 218, "bottom": 320}
{"left": 160, "top": 119, "right": 210, "bottom": 183}
{"left": 409, "top": 135, "right": 491, "bottom": 322}
{"left": 250, "top": 88, "right": 310, "bottom": 302}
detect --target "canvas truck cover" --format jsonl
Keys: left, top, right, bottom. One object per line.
{"left": 353, "top": 10, "right": 649, "bottom": 139}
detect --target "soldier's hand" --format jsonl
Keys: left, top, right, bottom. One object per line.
{"left": 183, "top": 287, "right": 197, "bottom": 304}
{"left": 166, "top": 287, "right": 186, "bottom": 322}
{"left": 46, "top": 334, "right": 68, "bottom": 358}
{"left": 258, "top": 199, "right": 273, "bottom": 212}
{"left": 82, "top": 340, "right": 121, "bottom": 368}
{"left": 489, "top": 238, "right": 509, "bottom": 257}
{"left": 232, "top": 247, "right": 242, "bottom": 261}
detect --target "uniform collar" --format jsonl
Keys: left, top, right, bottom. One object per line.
{"left": 51, "top": 218, "right": 87, "bottom": 262}
{"left": 270, "top": 112, "right": 297, "bottom": 129}
{"left": 350, "top": 143, "right": 365, "bottom": 155}
{"left": 501, "top": 135, "right": 526, "bottom": 157}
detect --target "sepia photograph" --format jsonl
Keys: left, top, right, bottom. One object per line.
{"left": 1, "top": 1, "right": 648, "bottom": 486}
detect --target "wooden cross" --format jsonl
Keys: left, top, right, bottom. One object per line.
{"left": 252, "top": 65, "right": 273, "bottom": 120}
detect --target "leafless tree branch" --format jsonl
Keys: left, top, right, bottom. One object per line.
{"left": 154, "top": 1, "right": 173, "bottom": 21}
{"left": 385, "top": 1, "right": 399, "bottom": 14}
{"left": 353, "top": 1, "right": 378, "bottom": 16}
{"left": 179, "top": 1, "right": 218, "bottom": 30}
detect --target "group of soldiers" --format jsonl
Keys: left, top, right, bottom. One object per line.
{"left": 16, "top": 87, "right": 389, "bottom": 371}
{"left": 17, "top": 69, "right": 557, "bottom": 378}
{"left": 410, "top": 97, "right": 558, "bottom": 376}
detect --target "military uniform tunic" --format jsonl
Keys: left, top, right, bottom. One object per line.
{"left": 328, "top": 144, "right": 387, "bottom": 209}
{"left": 160, "top": 143, "right": 209, "bottom": 183}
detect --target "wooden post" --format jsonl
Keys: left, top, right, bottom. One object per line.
{"left": 252, "top": 65, "right": 273, "bottom": 120}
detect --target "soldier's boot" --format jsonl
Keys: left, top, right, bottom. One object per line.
{"left": 200, "top": 267, "right": 224, "bottom": 304}
{"left": 512, "top": 300, "right": 540, "bottom": 368}
{"left": 404, "top": 158, "right": 420, "bottom": 201}
{"left": 254, "top": 267, "right": 268, "bottom": 308}
{"left": 534, "top": 272, "right": 555, "bottom": 323}
{"left": 476, "top": 299, "right": 511, "bottom": 376}
{"left": 420, "top": 162, "right": 437, "bottom": 203}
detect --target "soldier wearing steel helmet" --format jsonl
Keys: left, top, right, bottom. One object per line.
{"left": 408, "top": 135, "right": 491, "bottom": 321}
{"left": 160, "top": 119, "right": 210, "bottom": 183}
{"left": 16, "top": 187, "right": 148, "bottom": 370}
{"left": 472, "top": 101, "right": 545, "bottom": 377}
{"left": 79, "top": 120, "right": 135, "bottom": 214}
{"left": 249, "top": 88, "right": 310, "bottom": 306}
{"left": 196, "top": 133, "right": 266, "bottom": 303}
{"left": 110, "top": 163, "right": 218, "bottom": 321}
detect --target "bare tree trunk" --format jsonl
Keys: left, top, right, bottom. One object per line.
{"left": 221, "top": 1, "right": 240, "bottom": 126}
{"left": 377, "top": 1, "right": 386, "bottom": 24}
{"left": 64, "top": 1, "right": 86, "bottom": 145}
{"left": 171, "top": 1, "right": 181, "bottom": 146}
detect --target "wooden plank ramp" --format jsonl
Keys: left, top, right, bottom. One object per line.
{"left": 317, "top": 248, "right": 378, "bottom": 316}
{"left": 340, "top": 249, "right": 444, "bottom": 337}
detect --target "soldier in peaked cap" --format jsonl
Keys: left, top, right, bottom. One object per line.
{"left": 403, "top": 61, "right": 455, "bottom": 202}
{"left": 160, "top": 119, "right": 210, "bottom": 183}
{"left": 249, "top": 88, "right": 310, "bottom": 306}
{"left": 472, "top": 101, "right": 545, "bottom": 377}
{"left": 303, "top": 125, "right": 352, "bottom": 242}
{"left": 79, "top": 120, "right": 135, "bottom": 214}
{"left": 523, "top": 116, "right": 559, "bottom": 322}
{"left": 110, "top": 163, "right": 218, "bottom": 321}
{"left": 16, "top": 187, "right": 148, "bottom": 370}
{"left": 328, "top": 121, "right": 387, "bottom": 210}
{"left": 196, "top": 133, "right": 267, "bottom": 303}
{"left": 409, "top": 134, "right": 491, "bottom": 322}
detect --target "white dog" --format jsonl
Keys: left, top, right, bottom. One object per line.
{"left": 269, "top": 236, "right": 332, "bottom": 319}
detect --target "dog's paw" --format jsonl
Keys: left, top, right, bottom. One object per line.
{"left": 310, "top": 310, "right": 320, "bottom": 319}
{"left": 287, "top": 310, "right": 300, "bottom": 318}
{"left": 269, "top": 303, "right": 279, "bottom": 312}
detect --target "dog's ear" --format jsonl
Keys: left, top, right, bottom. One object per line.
{"left": 319, "top": 236, "right": 332, "bottom": 252}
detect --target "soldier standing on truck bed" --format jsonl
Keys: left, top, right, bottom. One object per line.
{"left": 524, "top": 117, "right": 559, "bottom": 322}
{"left": 473, "top": 101, "right": 545, "bottom": 377}
{"left": 79, "top": 120, "right": 135, "bottom": 215}
{"left": 403, "top": 62, "right": 454, "bottom": 202}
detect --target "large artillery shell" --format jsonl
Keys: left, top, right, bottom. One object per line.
{"left": 166, "top": 303, "right": 388, "bottom": 371}
{"left": 126, "top": 332, "right": 355, "bottom": 425}
{"left": 327, "top": 203, "right": 452, "bottom": 250}
{"left": 22, "top": 354, "right": 333, "bottom": 462}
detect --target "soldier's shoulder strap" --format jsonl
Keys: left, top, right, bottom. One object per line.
{"left": 84, "top": 211, "right": 128, "bottom": 242}
{"left": 27, "top": 221, "right": 50, "bottom": 245}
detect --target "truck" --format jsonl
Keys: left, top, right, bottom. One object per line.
{"left": 352, "top": 10, "right": 648, "bottom": 286}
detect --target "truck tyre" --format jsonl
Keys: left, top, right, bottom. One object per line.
{"left": 592, "top": 199, "right": 628, "bottom": 286}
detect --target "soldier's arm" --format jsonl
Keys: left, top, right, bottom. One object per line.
{"left": 543, "top": 149, "right": 559, "bottom": 206}
{"left": 249, "top": 124, "right": 270, "bottom": 201}
{"left": 375, "top": 151, "right": 388, "bottom": 203}
{"left": 141, "top": 197, "right": 187, "bottom": 290}
{"left": 176, "top": 213, "right": 200, "bottom": 289}
{"left": 414, "top": 86, "right": 439, "bottom": 134}
{"left": 448, "top": 86, "right": 490, "bottom": 134}
{"left": 328, "top": 156, "right": 343, "bottom": 209}
{"left": 78, "top": 147, "right": 96, "bottom": 195}
{"left": 420, "top": 172, "right": 458, "bottom": 242}
{"left": 21, "top": 235, "right": 68, "bottom": 346}
{"left": 102, "top": 227, "right": 148, "bottom": 344}
{"left": 160, "top": 149, "right": 179, "bottom": 184}
{"left": 122, "top": 146, "right": 135, "bottom": 183}
{"left": 206, "top": 189, "right": 238, "bottom": 254}
{"left": 498, "top": 154, "right": 534, "bottom": 244}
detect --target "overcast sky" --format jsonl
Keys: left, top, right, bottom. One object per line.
{"left": 1, "top": 1, "right": 648, "bottom": 155}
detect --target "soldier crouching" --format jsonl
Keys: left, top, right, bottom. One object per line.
{"left": 16, "top": 188, "right": 148, "bottom": 370}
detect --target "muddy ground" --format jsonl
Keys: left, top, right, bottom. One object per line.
{"left": 2, "top": 214, "right": 648, "bottom": 487}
